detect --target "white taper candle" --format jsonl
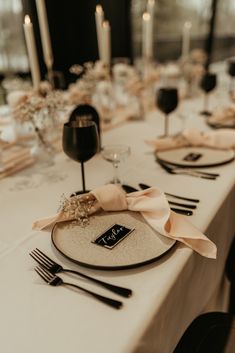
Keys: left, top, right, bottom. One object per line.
{"left": 23, "top": 15, "right": 41, "bottom": 90}
{"left": 95, "top": 5, "right": 104, "bottom": 62}
{"left": 182, "top": 21, "right": 192, "bottom": 58}
{"left": 102, "top": 20, "right": 111, "bottom": 66}
{"left": 142, "top": 12, "right": 151, "bottom": 60}
{"left": 147, "top": 0, "right": 155, "bottom": 59}
{"left": 35, "top": 0, "right": 53, "bottom": 68}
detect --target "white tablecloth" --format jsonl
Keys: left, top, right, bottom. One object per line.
{"left": 0, "top": 63, "right": 235, "bottom": 353}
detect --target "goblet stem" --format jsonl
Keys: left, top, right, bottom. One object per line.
{"left": 204, "top": 94, "right": 208, "bottom": 112}
{"left": 200, "top": 94, "right": 211, "bottom": 116}
{"left": 81, "top": 162, "right": 86, "bottom": 193}
{"left": 229, "top": 77, "right": 234, "bottom": 95}
{"left": 112, "top": 162, "right": 120, "bottom": 184}
{"left": 164, "top": 114, "right": 169, "bottom": 137}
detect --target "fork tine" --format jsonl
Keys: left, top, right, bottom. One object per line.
{"left": 30, "top": 251, "right": 51, "bottom": 269}
{"left": 35, "top": 248, "right": 55, "bottom": 265}
{"left": 35, "top": 266, "right": 54, "bottom": 282}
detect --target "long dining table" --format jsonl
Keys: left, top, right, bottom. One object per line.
{"left": 0, "top": 62, "right": 235, "bottom": 353}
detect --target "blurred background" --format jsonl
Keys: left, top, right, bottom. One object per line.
{"left": 0, "top": 0, "right": 235, "bottom": 84}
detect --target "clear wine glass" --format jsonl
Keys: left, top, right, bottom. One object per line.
{"left": 62, "top": 120, "right": 99, "bottom": 194}
{"left": 101, "top": 144, "right": 130, "bottom": 184}
{"left": 199, "top": 72, "right": 217, "bottom": 116}
{"left": 227, "top": 60, "right": 235, "bottom": 96}
{"left": 156, "top": 87, "right": 178, "bottom": 137}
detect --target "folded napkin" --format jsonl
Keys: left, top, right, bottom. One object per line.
{"left": 0, "top": 143, "right": 35, "bottom": 178}
{"left": 145, "top": 128, "right": 235, "bottom": 151}
{"left": 208, "top": 107, "right": 235, "bottom": 127}
{"left": 32, "top": 184, "right": 216, "bottom": 259}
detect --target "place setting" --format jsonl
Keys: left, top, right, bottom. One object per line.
{"left": 27, "top": 89, "right": 227, "bottom": 309}
{"left": 207, "top": 106, "right": 235, "bottom": 129}
{"left": 32, "top": 173, "right": 217, "bottom": 275}
{"left": 145, "top": 121, "right": 235, "bottom": 179}
{"left": 29, "top": 109, "right": 218, "bottom": 278}
{"left": 2, "top": 2, "right": 235, "bottom": 353}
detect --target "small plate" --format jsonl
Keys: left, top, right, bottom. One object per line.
{"left": 156, "top": 147, "right": 235, "bottom": 168}
{"left": 207, "top": 120, "right": 235, "bottom": 129}
{"left": 51, "top": 210, "right": 176, "bottom": 270}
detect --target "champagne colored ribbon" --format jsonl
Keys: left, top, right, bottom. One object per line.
{"left": 32, "top": 184, "right": 216, "bottom": 259}
{"left": 145, "top": 128, "right": 235, "bottom": 151}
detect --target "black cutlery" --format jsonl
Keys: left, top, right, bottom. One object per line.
{"left": 35, "top": 266, "right": 123, "bottom": 309}
{"left": 122, "top": 184, "right": 139, "bottom": 193}
{"left": 137, "top": 184, "right": 196, "bottom": 209}
{"left": 138, "top": 183, "right": 200, "bottom": 203}
{"left": 30, "top": 248, "right": 132, "bottom": 298}
{"left": 164, "top": 192, "right": 199, "bottom": 203}
{"left": 157, "top": 160, "right": 219, "bottom": 179}
{"left": 170, "top": 208, "right": 193, "bottom": 216}
{"left": 167, "top": 201, "right": 196, "bottom": 210}
{"left": 122, "top": 184, "right": 193, "bottom": 216}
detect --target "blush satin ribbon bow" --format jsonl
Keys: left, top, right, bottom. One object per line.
{"left": 145, "top": 128, "right": 235, "bottom": 151}
{"left": 32, "top": 184, "right": 216, "bottom": 259}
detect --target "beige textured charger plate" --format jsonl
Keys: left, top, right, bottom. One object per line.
{"left": 156, "top": 147, "right": 235, "bottom": 168}
{"left": 51, "top": 210, "right": 176, "bottom": 270}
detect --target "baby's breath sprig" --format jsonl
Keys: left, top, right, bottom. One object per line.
{"left": 59, "top": 193, "right": 97, "bottom": 227}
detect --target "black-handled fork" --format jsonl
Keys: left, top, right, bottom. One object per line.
{"left": 157, "top": 160, "right": 219, "bottom": 179}
{"left": 30, "top": 248, "right": 132, "bottom": 298}
{"left": 35, "top": 266, "right": 123, "bottom": 309}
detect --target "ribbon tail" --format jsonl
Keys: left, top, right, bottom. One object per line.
{"left": 167, "top": 212, "right": 217, "bottom": 259}
{"left": 32, "top": 212, "right": 70, "bottom": 231}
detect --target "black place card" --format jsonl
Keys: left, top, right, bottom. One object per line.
{"left": 183, "top": 152, "right": 202, "bottom": 162}
{"left": 92, "top": 224, "right": 135, "bottom": 249}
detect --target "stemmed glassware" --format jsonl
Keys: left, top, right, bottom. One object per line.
{"left": 227, "top": 60, "right": 235, "bottom": 96}
{"left": 62, "top": 120, "right": 99, "bottom": 194}
{"left": 156, "top": 87, "right": 178, "bottom": 137}
{"left": 101, "top": 144, "right": 130, "bottom": 184}
{"left": 199, "top": 72, "right": 217, "bottom": 116}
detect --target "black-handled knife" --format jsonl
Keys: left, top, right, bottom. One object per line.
{"left": 138, "top": 183, "right": 200, "bottom": 203}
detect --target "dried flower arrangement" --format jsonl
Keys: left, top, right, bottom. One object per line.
{"left": 68, "top": 61, "right": 110, "bottom": 106}
{"left": 12, "top": 82, "right": 66, "bottom": 150}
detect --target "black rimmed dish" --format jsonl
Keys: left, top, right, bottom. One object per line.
{"left": 156, "top": 147, "right": 235, "bottom": 169}
{"left": 51, "top": 210, "right": 176, "bottom": 271}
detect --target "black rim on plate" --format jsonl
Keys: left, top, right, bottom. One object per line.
{"left": 207, "top": 120, "right": 235, "bottom": 129}
{"left": 51, "top": 223, "right": 177, "bottom": 271}
{"left": 156, "top": 148, "right": 235, "bottom": 169}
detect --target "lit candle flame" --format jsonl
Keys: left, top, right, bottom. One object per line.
{"left": 143, "top": 12, "right": 150, "bottom": 21}
{"left": 96, "top": 5, "right": 103, "bottom": 14}
{"left": 24, "top": 15, "right": 31, "bottom": 25}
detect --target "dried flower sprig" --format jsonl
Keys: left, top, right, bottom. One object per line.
{"left": 59, "top": 193, "right": 97, "bottom": 227}
{"left": 69, "top": 64, "right": 84, "bottom": 76}
{"left": 12, "top": 86, "right": 67, "bottom": 151}
{"left": 67, "top": 61, "right": 111, "bottom": 105}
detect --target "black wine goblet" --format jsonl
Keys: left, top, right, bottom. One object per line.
{"left": 227, "top": 60, "right": 235, "bottom": 96}
{"left": 156, "top": 87, "right": 178, "bottom": 137}
{"left": 62, "top": 120, "right": 99, "bottom": 195}
{"left": 200, "top": 72, "right": 217, "bottom": 116}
